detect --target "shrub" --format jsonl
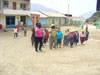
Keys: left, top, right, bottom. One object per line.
{"left": 3, "top": 29, "right": 7, "bottom": 32}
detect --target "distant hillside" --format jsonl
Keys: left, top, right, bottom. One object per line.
{"left": 81, "top": 10, "right": 96, "bottom": 19}
{"left": 86, "top": 11, "right": 100, "bottom": 23}
{"left": 31, "top": 3, "right": 59, "bottom": 12}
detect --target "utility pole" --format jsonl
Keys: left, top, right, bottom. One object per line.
{"left": 68, "top": 3, "right": 70, "bottom": 14}
{"left": 0, "top": 0, "right": 3, "bottom": 13}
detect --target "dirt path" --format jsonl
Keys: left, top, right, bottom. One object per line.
{"left": 0, "top": 26, "right": 100, "bottom": 75}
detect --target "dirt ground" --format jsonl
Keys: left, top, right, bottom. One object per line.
{"left": 0, "top": 26, "right": 100, "bottom": 75}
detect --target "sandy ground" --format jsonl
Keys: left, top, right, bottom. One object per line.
{"left": 0, "top": 26, "right": 100, "bottom": 75}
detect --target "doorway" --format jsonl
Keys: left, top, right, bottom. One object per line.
{"left": 13, "top": 2, "right": 16, "bottom": 10}
{"left": 20, "top": 16, "right": 26, "bottom": 25}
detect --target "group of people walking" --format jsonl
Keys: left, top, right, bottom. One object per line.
{"left": 31, "top": 23, "right": 89, "bottom": 52}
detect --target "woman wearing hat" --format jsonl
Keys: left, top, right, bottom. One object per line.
{"left": 68, "top": 29, "right": 76, "bottom": 48}
{"left": 80, "top": 31, "right": 86, "bottom": 45}
{"left": 49, "top": 24, "right": 57, "bottom": 49}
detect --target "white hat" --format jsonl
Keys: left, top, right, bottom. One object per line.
{"left": 70, "top": 29, "right": 75, "bottom": 32}
{"left": 51, "top": 24, "right": 55, "bottom": 27}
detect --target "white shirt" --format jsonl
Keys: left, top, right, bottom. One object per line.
{"left": 14, "top": 28, "right": 18, "bottom": 33}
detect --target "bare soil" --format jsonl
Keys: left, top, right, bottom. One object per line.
{"left": 0, "top": 26, "right": 100, "bottom": 75}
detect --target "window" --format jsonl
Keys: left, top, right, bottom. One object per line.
{"left": 20, "top": 3, "right": 26, "bottom": 10}
{"left": 3, "top": 0, "right": 8, "bottom": 8}
{"left": 6, "top": 16, "right": 15, "bottom": 28}
{"left": 59, "top": 19, "right": 61, "bottom": 25}
{"left": 52, "top": 19, "right": 54, "bottom": 24}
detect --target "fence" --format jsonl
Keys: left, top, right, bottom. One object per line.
{"left": 66, "top": 17, "right": 85, "bottom": 26}
{"left": 96, "top": 20, "right": 100, "bottom": 28}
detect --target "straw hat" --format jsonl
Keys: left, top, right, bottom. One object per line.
{"left": 70, "top": 29, "right": 75, "bottom": 32}
{"left": 51, "top": 24, "right": 55, "bottom": 27}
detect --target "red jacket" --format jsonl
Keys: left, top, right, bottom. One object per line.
{"left": 16, "top": 25, "right": 19, "bottom": 32}
{"left": 44, "top": 30, "right": 49, "bottom": 39}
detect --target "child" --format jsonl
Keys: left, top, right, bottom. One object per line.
{"left": 24, "top": 26, "right": 27, "bottom": 36}
{"left": 14, "top": 27, "right": 18, "bottom": 38}
{"left": 16, "top": 25, "right": 19, "bottom": 32}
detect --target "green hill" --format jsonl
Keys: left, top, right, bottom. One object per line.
{"left": 86, "top": 11, "right": 100, "bottom": 23}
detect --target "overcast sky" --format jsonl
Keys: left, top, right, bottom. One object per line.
{"left": 31, "top": 0, "right": 97, "bottom": 16}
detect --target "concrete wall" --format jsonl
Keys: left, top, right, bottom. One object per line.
{"left": 46, "top": 17, "right": 66, "bottom": 26}
{"left": 0, "top": 0, "right": 30, "bottom": 29}
{"left": 3, "top": 0, "right": 30, "bottom": 10}
{"left": 0, "top": 14, "right": 6, "bottom": 28}
{"left": 0, "top": 0, "right": 1, "bottom": 8}
{"left": 27, "top": 16, "right": 33, "bottom": 26}
{"left": 60, "top": 18, "right": 66, "bottom": 25}
{"left": 0, "top": 0, "right": 3, "bottom": 13}
{"left": 46, "top": 18, "right": 52, "bottom": 25}
{"left": 16, "top": 15, "right": 28, "bottom": 26}
{"left": 0, "top": 14, "right": 28, "bottom": 28}
{"left": 65, "top": 18, "right": 71, "bottom": 25}
{"left": 27, "top": 17, "right": 47, "bottom": 26}
{"left": 39, "top": 18, "right": 47, "bottom": 26}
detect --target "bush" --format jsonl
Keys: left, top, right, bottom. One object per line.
{"left": 3, "top": 29, "right": 7, "bottom": 32}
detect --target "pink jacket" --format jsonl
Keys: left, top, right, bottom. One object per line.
{"left": 35, "top": 27, "right": 43, "bottom": 37}
{"left": 80, "top": 34, "right": 86, "bottom": 37}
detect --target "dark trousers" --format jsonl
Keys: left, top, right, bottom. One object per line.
{"left": 35, "top": 37, "right": 43, "bottom": 51}
{"left": 70, "top": 38, "right": 74, "bottom": 48}
{"left": 86, "top": 35, "right": 88, "bottom": 41}
{"left": 31, "top": 35, "right": 35, "bottom": 46}
{"left": 14, "top": 33, "right": 18, "bottom": 38}
{"left": 24, "top": 31, "right": 27, "bottom": 36}
{"left": 44, "top": 39, "right": 47, "bottom": 44}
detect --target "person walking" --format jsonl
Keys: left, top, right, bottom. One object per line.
{"left": 63, "top": 30, "right": 67, "bottom": 46}
{"left": 35, "top": 23, "right": 43, "bottom": 52}
{"left": 24, "top": 26, "right": 27, "bottom": 36}
{"left": 85, "top": 30, "right": 89, "bottom": 41}
{"left": 80, "top": 31, "right": 86, "bottom": 45}
{"left": 86, "top": 24, "right": 88, "bottom": 31}
{"left": 49, "top": 24, "right": 57, "bottom": 49}
{"left": 68, "top": 29, "right": 75, "bottom": 48}
{"left": 73, "top": 31, "right": 78, "bottom": 45}
{"left": 81, "top": 25, "right": 84, "bottom": 30}
{"left": 31, "top": 27, "right": 35, "bottom": 46}
{"left": 16, "top": 25, "right": 19, "bottom": 32}
{"left": 14, "top": 27, "right": 18, "bottom": 38}
{"left": 56, "top": 27, "right": 63, "bottom": 48}
{"left": 75, "top": 31, "right": 79, "bottom": 45}
{"left": 44, "top": 28, "right": 48, "bottom": 44}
